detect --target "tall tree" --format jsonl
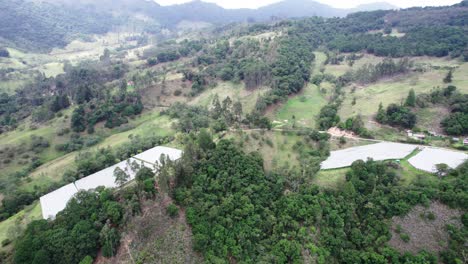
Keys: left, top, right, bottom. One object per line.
{"left": 114, "top": 167, "right": 129, "bottom": 186}
{"left": 443, "top": 70, "right": 453, "bottom": 83}
{"left": 71, "top": 106, "right": 86, "bottom": 132}
{"left": 405, "top": 89, "right": 416, "bottom": 107}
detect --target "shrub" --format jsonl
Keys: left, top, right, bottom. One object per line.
{"left": 1, "top": 238, "right": 11, "bottom": 247}
{"left": 166, "top": 204, "right": 179, "bottom": 218}
{"left": 400, "top": 233, "right": 410, "bottom": 243}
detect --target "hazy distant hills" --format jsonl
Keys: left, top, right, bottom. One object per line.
{"left": 40, "top": 0, "right": 399, "bottom": 24}
{"left": 0, "top": 0, "right": 400, "bottom": 51}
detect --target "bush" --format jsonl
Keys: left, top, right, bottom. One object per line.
{"left": 166, "top": 204, "right": 179, "bottom": 218}
{"left": 400, "top": 233, "right": 410, "bottom": 243}
{"left": 1, "top": 238, "right": 11, "bottom": 247}
{"left": 0, "top": 48, "right": 9, "bottom": 58}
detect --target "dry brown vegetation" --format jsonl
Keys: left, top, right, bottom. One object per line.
{"left": 97, "top": 195, "right": 202, "bottom": 264}
{"left": 388, "top": 201, "right": 462, "bottom": 255}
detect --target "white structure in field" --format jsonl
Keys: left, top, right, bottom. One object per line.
{"left": 408, "top": 147, "right": 467, "bottom": 173}
{"left": 40, "top": 146, "right": 182, "bottom": 219}
{"left": 321, "top": 142, "right": 417, "bottom": 170}
{"left": 39, "top": 183, "right": 79, "bottom": 221}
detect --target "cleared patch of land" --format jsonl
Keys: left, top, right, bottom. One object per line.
{"left": 388, "top": 201, "right": 462, "bottom": 255}
{"left": 272, "top": 83, "right": 327, "bottom": 128}
{"left": 225, "top": 130, "right": 316, "bottom": 171}
{"left": 313, "top": 168, "right": 349, "bottom": 189}
{"left": 98, "top": 197, "right": 202, "bottom": 264}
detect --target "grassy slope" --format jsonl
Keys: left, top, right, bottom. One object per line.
{"left": 271, "top": 52, "right": 328, "bottom": 128}
{"left": 189, "top": 81, "right": 269, "bottom": 113}
{"left": 335, "top": 56, "right": 467, "bottom": 134}
{"left": 273, "top": 83, "right": 327, "bottom": 128}
{"left": 225, "top": 130, "right": 314, "bottom": 171}
{"left": 0, "top": 202, "right": 41, "bottom": 248}
{"left": 21, "top": 111, "right": 173, "bottom": 192}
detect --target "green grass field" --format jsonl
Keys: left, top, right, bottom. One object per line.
{"left": 272, "top": 84, "right": 327, "bottom": 128}
{"left": 313, "top": 168, "right": 349, "bottom": 189}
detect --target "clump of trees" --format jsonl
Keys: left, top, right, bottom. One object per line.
{"left": 14, "top": 188, "right": 123, "bottom": 264}
{"left": 167, "top": 132, "right": 468, "bottom": 263}
{"left": 347, "top": 58, "right": 412, "bottom": 85}
{"left": 376, "top": 103, "right": 417, "bottom": 128}
{"left": 412, "top": 85, "right": 468, "bottom": 135}
{"left": 318, "top": 104, "right": 341, "bottom": 130}
{"left": 338, "top": 115, "right": 372, "bottom": 138}
{"left": 70, "top": 89, "right": 143, "bottom": 133}
{"left": 0, "top": 56, "right": 135, "bottom": 134}
{"left": 163, "top": 99, "right": 270, "bottom": 132}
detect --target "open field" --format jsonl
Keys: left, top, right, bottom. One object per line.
{"left": 324, "top": 53, "right": 383, "bottom": 77}
{"left": 272, "top": 84, "right": 327, "bottom": 128}
{"left": 338, "top": 64, "right": 468, "bottom": 135}
{"left": 225, "top": 130, "right": 316, "bottom": 171}
{"left": 313, "top": 168, "right": 349, "bottom": 189}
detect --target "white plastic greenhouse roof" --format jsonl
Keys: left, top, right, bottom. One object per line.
{"left": 408, "top": 147, "right": 467, "bottom": 173}
{"left": 40, "top": 146, "right": 182, "bottom": 219}
{"left": 74, "top": 158, "right": 141, "bottom": 191}
{"left": 321, "top": 142, "right": 417, "bottom": 169}
{"left": 40, "top": 183, "right": 79, "bottom": 220}
{"left": 133, "top": 146, "right": 183, "bottom": 165}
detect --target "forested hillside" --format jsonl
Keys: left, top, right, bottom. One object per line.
{"left": 0, "top": 0, "right": 117, "bottom": 51}
{"left": 0, "top": 0, "right": 400, "bottom": 51}
{"left": 0, "top": 1, "right": 467, "bottom": 263}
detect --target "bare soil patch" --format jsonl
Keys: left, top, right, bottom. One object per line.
{"left": 388, "top": 201, "right": 462, "bottom": 255}
{"left": 327, "top": 127, "right": 358, "bottom": 139}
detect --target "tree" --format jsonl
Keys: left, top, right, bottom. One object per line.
{"left": 114, "top": 167, "right": 129, "bottom": 186}
{"left": 443, "top": 70, "right": 453, "bottom": 83}
{"left": 197, "top": 129, "right": 215, "bottom": 151}
{"left": 100, "top": 222, "right": 120, "bottom": 258}
{"left": 405, "top": 89, "right": 416, "bottom": 107}
{"left": 233, "top": 101, "right": 243, "bottom": 122}
{"left": 376, "top": 103, "right": 387, "bottom": 123}
{"left": 435, "top": 163, "right": 450, "bottom": 178}
{"left": 166, "top": 203, "right": 179, "bottom": 218}
{"left": 71, "top": 106, "right": 86, "bottom": 132}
